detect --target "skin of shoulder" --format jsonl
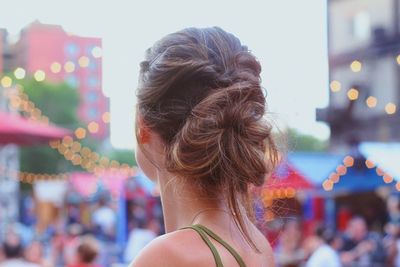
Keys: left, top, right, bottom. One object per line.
{"left": 129, "top": 228, "right": 211, "bottom": 267}
{"left": 130, "top": 226, "right": 276, "bottom": 267}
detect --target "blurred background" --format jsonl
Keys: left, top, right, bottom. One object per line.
{"left": 0, "top": 1, "right": 399, "bottom": 267}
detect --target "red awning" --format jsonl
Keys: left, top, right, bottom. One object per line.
{"left": 0, "top": 112, "right": 70, "bottom": 145}
{"left": 265, "top": 162, "right": 314, "bottom": 190}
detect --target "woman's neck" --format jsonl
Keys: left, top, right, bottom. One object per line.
{"left": 157, "top": 171, "right": 230, "bottom": 233}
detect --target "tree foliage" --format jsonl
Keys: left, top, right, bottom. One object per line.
{"left": 287, "top": 128, "right": 328, "bottom": 152}
{"left": 19, "top": 78, "right": 81, "bottom": 173}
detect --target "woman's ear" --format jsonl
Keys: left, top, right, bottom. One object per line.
{"left": 136, "top": 116, "right": 151, "bottom": 144}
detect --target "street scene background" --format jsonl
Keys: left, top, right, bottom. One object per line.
{"left": 0, "top": 1, "right": 400, "bottom": 267}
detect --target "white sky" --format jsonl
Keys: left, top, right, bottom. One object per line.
{"left": 1, "top": 0, "right": 330, "bottom": 149}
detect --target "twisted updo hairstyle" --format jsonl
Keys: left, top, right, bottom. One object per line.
{"left": 137, "top": 27, "right": 278, "bottom": 248}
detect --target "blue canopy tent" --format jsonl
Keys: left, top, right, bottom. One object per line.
{"left": 287, "top": 150, "right": 394, "bottom": 194}
{"left": 286, "top": 150, "right": 395, "bottom": 228}
{"left": 359, "top": 142, "right": 400, "bottom": 180}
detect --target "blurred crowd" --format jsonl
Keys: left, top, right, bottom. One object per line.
{"left": 274, "top": 195, "right": 400, "bottom": 267}
{"left": 0, "top": 193, "right": 163, "bottom": 267}
{"left": 3, "top": 192, "right": 400, "bottom": 267}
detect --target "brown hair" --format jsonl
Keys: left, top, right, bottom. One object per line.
{"left": 137, "top": 27, "right": 278, "bottom": 250}
{"left": 76, "top": 236, "right": 99, "bottom": 263}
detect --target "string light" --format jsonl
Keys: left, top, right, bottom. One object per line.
{"left": 71, "top": 141, "right": 82, "bottom": 152}
{"left": 330, "top": 80, "right": 341, "bottom": 92}
{"left": 14, "top": 68, "right": 26, "bottom": 80}
{"left": 347, "top": 88, "right": 359, "bottom": 100}
{"left": 383, "top": 174, "right": 394, "bottom": 184}
{"left": 88, "top": 122, "right": 99, "bottom": 133}
{"left": 78, "top": 56, "right": 90, "bottom": 67}
{"left": 329, "top": 172, "right": 340, "bottom": 183}
{"left": 91, "top": 46, "right": 102, "bottom": 58}
{"left": 343, "top": 156, "right": 354, "bottom": 167}
{"left": 50, "top": 62, "right": 62, "bottom": 73}
{"left": 350, "top": 60, "right": 362, "bottom": 72}
{"left": 1, "top": 76, "right": 13, "bottom": 88}
{"left": 102, "top": 112, "right": 111, "bottom": 123}
{"left": 396, "top": 182, "right": 400, "bottom": 191}
{"left": 366, "top": 96, "right": 377, "bottom": 108}
{"left": 64, "top": 61, "right": 75, "bottom": 73}
{"left": 323, "top": 180, "right": 334, "bottom": 191}
{"left": 385, "top": 103, "right": 397, "bottom": 115}
{"left": 74, "top": 128, "right": 86, "bottom": 139}
{"left": 34, "top": 70, "right": 46, "bottom": 81}
{"left": 336, "top": 165, "right": 347, "bottom": 176}
{"left": 365, "top": 159, "right": 375, "bottom": 169}
{"left": 376, "top": 167, "right": 385, "bottom": 176}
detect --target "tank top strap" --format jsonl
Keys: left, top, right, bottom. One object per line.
{"left": 194, "top": 224, "right": 247, "bottom": 267}
{"left": 181, "top": 224, "right": 247, "bottom": 267}
{"left": 181, "top": 225, "right": 224, "bottom": 267}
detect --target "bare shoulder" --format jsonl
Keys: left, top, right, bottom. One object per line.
{"left": 129, "top": 228, "right": 210, "bottom": 267}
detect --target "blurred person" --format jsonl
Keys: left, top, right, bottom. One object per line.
{"left": 123, "top": 219, "right": 159, "bottom": 263}
{"left": 91, "top": 198, "right": 116, "bottom": 241}
{"left": 383, "top": 222, "right": 400, "bottom": 267}
{"left": 63, "top": 224, "right": 84, "bottom": 266}
{"left": 130, "top": 27, "right": 278, "bottom": 266}
{"left": 67, "top": 236, "right": 100, "bottom": 267}
{"left": 387, "top": 196, "right": 400, "bottom": 225}
{"left": 0, "top": 233, "right": 41, "bottom": 267}
{"left": 274, "top": 219, "right": 306, "bottom": 267}
{"left": 303, "top": 226, "right": 341, "bottom": 267}
{"left": 24, "top": 241, "right": 52, "bottom": 267}
{"left": 340, "top": 216, "right": 386, "bottom": 267}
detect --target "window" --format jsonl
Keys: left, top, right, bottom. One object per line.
{"left": 86, "top": 91, "right": 98, "bottom": 103}
{"left": 65, "top": 75, "right": 79, "bottom": 88}
{"left": 88, "top": 61, "right": 98, "bottom": 70}
{"left": 87, "top": 77, "right": 99, "bottom": 87}
{"left": 65, "top": 43, "right": 80, "bottom": 57}
{"left": 87, "top": 108, "right": 98, "bottom": 119}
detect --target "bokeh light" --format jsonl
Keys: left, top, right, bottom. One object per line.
{"left": 383, "top": 174, "right": 393, "bottom": 184}
{"left": 1, "top": 76, "right": 13, "bottom": 88}
{"left": 347, "top": 88, "right": 359, "bottom": 100}
{"left": 102, "top": 112, "right": 111, "bottom": 123}
{"left": 322, "top": 180, "right": 334, "bottom": 191}
{"left": 64, "top": 61, "right": 75, "bottom": 73}
{"left": 50, "top": 62, "right": 62, "bottom": 73}
{"left": 343, "top": 156, "right": 354, "bottom": 167}
{"left": 385, "top": 103, "right": 397, "bottom": 115}
{"left": 78, "top": 56, "right": 90, "bottom": 67}
{"left": 365, "top": 159, "right": 375, "bottom": 169}
{"left": 74, "top": 127, "right": 87, "bottom": 139}
{"left": 34, "top": 70, "right": 46, "bottom": 82}
{"left": 350, "top": 60, "right": 362, "bottom": 72}
{"left": 366, "top": 96, "right": 377, "bottom": 108}
{"left": 330, "top": 80, "right": 341, "bottom": 92}
{"left": 88, "top": 122, "right": 99, "bottom": 133}
{"left": 14, "top": 68, "right": 26, "bottom": 79}
{"left": 91, "top": 46, "right": 102, "bottom": 58}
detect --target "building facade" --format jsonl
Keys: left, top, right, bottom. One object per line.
{"left": 10, "top": 21, "right": 109, "bottom": 139}
{"left": 318, "top": 0, "right": 400, "bottom": 152}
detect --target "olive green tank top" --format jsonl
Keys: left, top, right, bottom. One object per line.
{"left": 181, "top": 224, "right": 247, "bottom": 267}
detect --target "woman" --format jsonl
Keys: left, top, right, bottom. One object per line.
{"left": 131, "top": 27, "right": 278, "bottom": 267}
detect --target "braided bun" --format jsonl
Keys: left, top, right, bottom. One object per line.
{"left": 137, "top": 26, "right": 278, "bottom": 250}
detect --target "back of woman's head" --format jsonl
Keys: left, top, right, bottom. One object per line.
{"left": 137, "top": 26, "right": 278, "bottom": 247}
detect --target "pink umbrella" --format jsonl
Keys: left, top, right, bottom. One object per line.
{"left": 0, "top": 112, "right": 70, "bottom": 145}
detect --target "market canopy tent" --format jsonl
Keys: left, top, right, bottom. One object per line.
{"left": 287, "top": 151, "right": 393, "bottom": 194}
{"left": 359, "top": 142, "right": 400, "bottom": 180}
{"left": 265, "top": 161, "right": 314, "bottom": 190}
{"left": 0, "top": 112, "right": 70, "bottom": 145}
